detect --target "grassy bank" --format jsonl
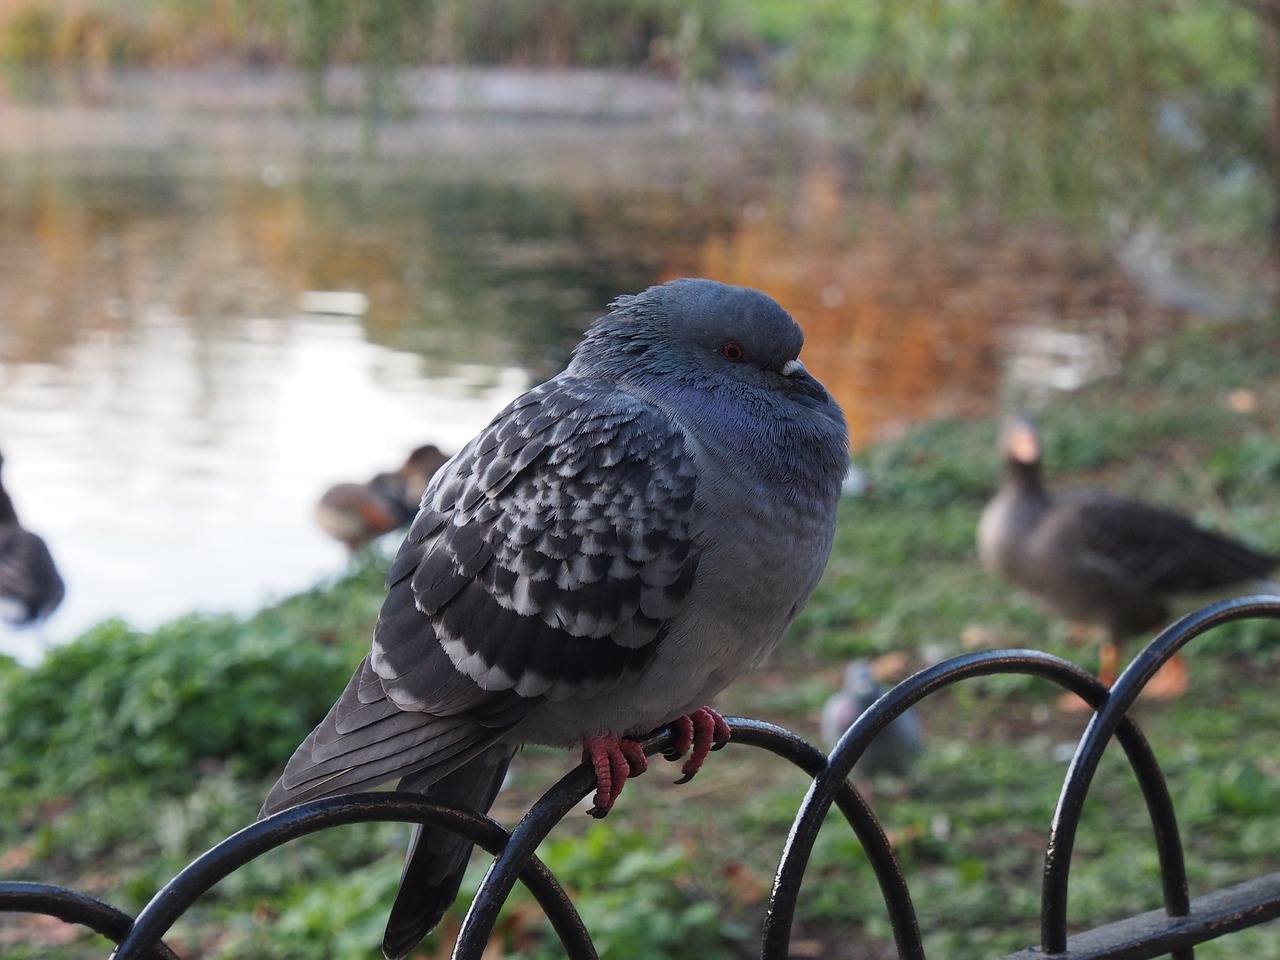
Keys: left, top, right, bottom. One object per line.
{"left": 2, "top": 311, "right": 1279, "bottom": 958}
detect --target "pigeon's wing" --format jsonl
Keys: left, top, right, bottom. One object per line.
{"left": 262, "top": 376, "right": 701, "bottom": 814}
{"left": 1058, "top": 492, "right": 1275, "bottom": 593}
{"left": 376, "top": 374, "right": 701, "bottom": 707}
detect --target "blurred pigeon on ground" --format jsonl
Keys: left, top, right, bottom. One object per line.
{"left": 0, "top": 450, "right": 65, "bottom": 626}
{"left": 262, "top": 278, "right": 849, "bottom": 959}
{"left": 841, "top": 462, "right": 868, "bottom": 497}
{"left": 821, "top": 659, "right": 923, "bottom": 779}
{"left": 978, "top": 413, "right": 1278, "bottom": 698}
{"left": 316, "top": 444, "right": 451, "bottom": 552}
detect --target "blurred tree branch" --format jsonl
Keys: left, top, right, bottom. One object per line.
{"left": 828, "top": 0, "right": 1279, "bottom": 266}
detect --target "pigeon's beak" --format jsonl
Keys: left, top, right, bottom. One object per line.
{"left": 779, "top": 358, "right": 830, "bottom": 405}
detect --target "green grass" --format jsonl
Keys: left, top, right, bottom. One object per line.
{"left": 3, "top": 315, "right": 1280, "bottom": 958}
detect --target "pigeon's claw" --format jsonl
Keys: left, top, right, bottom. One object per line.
{"left": 663, "top": 714, "right": 694, "bottom": 762}
{"left": 580, "top": 709, "right": 733, "bottom": 815}
{"left": 668, "top": 706, "right": 732, "bottom": 784}
{"left": 583, "top": 734, "right": 649, "bottom": 818}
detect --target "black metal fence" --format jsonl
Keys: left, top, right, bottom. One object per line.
{"left": 4, "top": 595, "right": 1280, "bottom": 959}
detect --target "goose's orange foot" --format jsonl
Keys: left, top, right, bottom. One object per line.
{"left": 1056, "top": 647, "right": 1189, "bottom": 711}
{"left": 1142, "top": 653, "right": 1189, "bottom": 700}
{"left": 1056, "top": 641, "right": 1120, "bottom": 713}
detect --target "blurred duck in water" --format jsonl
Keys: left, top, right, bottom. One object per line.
{"left": 0, "top": 450, "right": 65, "bottom": 626}
{"left": 398, "top": 444, "right": 451, "bottom": 501}
{"left": 316, "top": 444, "right": 450, "bottom": 553}
{"left": 978, "top": 414, "right": 1278, "bottom": 700}
{"left": 821, "top": 659, "right": 923, "bottom": 780}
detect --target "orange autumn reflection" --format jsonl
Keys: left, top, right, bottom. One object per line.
{"left": 2, "top": 146, "right": 1186, "bottom": 456}
{"left": 663, "top": 166, "right": 1175, "bottom": 450}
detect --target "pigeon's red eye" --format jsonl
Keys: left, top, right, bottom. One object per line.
{"left": 721, "top": 342, "right": 745, "bottom": 362}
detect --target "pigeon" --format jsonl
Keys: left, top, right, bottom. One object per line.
{"left": 0, "top": 450, "right": 65, "bottom": 627}
{"left": 977, "top": 413, "right": 1277, "bottom": 696}
{"left": 820, "top": 659, "right": 922, "bottom": 779}
{"left": 261, "top": 278, "right": 849, "bottom": 958}
{"left": 316, "top": 445, "right": 451, "bottom": 552}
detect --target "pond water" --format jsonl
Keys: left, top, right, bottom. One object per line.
{"left": 0, "top": 67, "right": 1199, "bottom": 659}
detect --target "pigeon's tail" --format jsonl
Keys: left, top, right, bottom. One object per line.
{"left": 382, "top": 743, "right": 517, "bottom": 960}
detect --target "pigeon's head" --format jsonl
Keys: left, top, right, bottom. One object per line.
{"left": 573, "top": 278, "right": 829, "bottom": 407}
{"left": 841, "top": 659, "right": 881, "bottom": 706}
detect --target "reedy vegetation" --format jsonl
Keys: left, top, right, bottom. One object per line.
{"left": 0, "top": 1, "right": 1275, "bottom": 242}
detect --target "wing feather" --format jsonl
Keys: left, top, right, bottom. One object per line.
{"left": 264, "top": 375, "right": 702, "bottom": 814}
{"left": 259, "top": 657, "right": 521, "bottom": 814}
{"left": 377, "top": 376, "right": 698, "bottom": 706}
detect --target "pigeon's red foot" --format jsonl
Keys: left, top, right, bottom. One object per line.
{"left": 582, "top": 734, "right": 649, "bottom": 818}
{"left": 581, "top": 708, "right": 732, "bottom": 816}
{"left": 664, "top": 706, "right": 732, "bottom": 784}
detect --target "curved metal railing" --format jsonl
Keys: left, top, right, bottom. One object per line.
{"left": 3, "top": 595, "right": 1279, "bottom": 960}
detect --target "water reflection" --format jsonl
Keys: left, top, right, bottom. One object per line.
{"left": 664, "top": 165, "right": 1185, "bottom": 444}
{"left": 0, "top": 124, "right": 682, "bottom": 656}
{"left": 0, "top": 69, "right": 1185, "bottom": 655}
{"left": 0, "top": 309, "right": 529, "bottom": 661}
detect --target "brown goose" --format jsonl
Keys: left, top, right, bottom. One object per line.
{"left": 977, "top": 414, "right": 1277, "bottom": 697}
{"left": 0, "top": 451, "right": 65, "bottom": 626}
{"left": 315, "top": 444, "right": 450, "bottom": 552}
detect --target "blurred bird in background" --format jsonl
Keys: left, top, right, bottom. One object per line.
{"left": 978, "top": 414, "right": 1277, "bottom": 700}
{"left": 820, "top": 658, "right": 923, "bottom": 780}
{"left": 315, "top": 444, "right": 450, "bottom": 552}
{"left": 0, "top": 450, "right": 65, "bottom": 628}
